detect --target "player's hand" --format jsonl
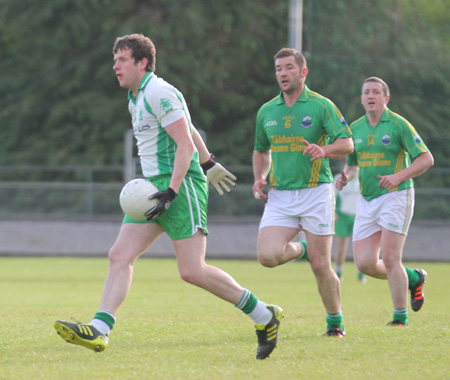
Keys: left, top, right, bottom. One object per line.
{"left": 253, "top": 179, "right": 268, "bottom": 200}
{"left": 335, "top": 170, "right": 348, "bottom": 191}
{"left": 201, "top": 157, "right": 237, "bottom": 196}
{"left": 302, "top": 139, "right": 326, "bottom": 161}
{"left": 145, "top": 187, "right": 177, "bottom": 220}
{"left": 377, "top": 174, "right": 401, "bottom": 190}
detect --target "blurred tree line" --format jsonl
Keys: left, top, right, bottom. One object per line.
{"left": 0, "top": 0, "right": 448, "bottom": 169}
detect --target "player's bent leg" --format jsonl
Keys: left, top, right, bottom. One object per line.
{"left": 256, "top": 226, "right": 301, "bottom": 267}
{"left": 174, "top": 231, "right": 246, "bottom": 304}
{"left": 353, "top": 232, "right": 388, "bottom": 279}
{"left": 54, "top": 320, "right": 108, "bottom": 352}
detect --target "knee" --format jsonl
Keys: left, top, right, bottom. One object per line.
{"left": 179, "top": 267, "right": 203, "bottom": 286}
{"left": 108, "top": 245, "right": 133, "bottom": 267}
{"left": 381, "top": 254, "right": 401, "bottom": 273}
{"left": 257, "top": 251, "right": 279, "bottom": 268}
{"left": 309, "top": 258, "right": 329, "bottom": 277}
{"left": 355, "top": 260, "right": 370, "bottom": 275}
{"left": 108, "top": 245, "right": 121, "bottom": 264}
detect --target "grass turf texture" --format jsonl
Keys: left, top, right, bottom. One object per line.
{"left": 0, "top": 258, "right": 449, "bottom": 380}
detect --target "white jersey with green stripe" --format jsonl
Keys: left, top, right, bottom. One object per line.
{"left": 254, "top": 86, "right": 352, "bottom": 189}
{"left": 347, "top": 108, "right": 429, "bottom": 201}
{"left": 127, "top": 72, "right": 204, "bottom": 180}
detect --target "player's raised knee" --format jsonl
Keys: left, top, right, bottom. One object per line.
{"left": 257, "top": 251, "right": 279, "bottom": 268}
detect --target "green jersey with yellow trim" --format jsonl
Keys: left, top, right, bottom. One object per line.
{"left": 347, "top": 108, "right": 429, "bottom": 201}
{"left": 254, "top": 86, "right": 352, "bottom": 190}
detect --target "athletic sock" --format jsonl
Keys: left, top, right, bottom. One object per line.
{"left": 326, "top": 311, "right": 343, "bottom": 329}
{"left": 335, "top": 265, "right": 343, "bottom": 279}
{"left": 91, "top": 310, "right": 116, "bottom": 335}
{"left": 235, "top": 289, "right": 272, "bottom": 325}
{"left": 298, "top": 241, "right": 309, "bottom": 261}
{"left": 404, "top": 267, "right": 420, "bottom": 286}
{"left": 393, "top": 307, "right": 408, "bottom": 325}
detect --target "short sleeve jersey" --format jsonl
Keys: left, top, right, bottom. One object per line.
{"left": 127, "top": 72, "right": 204, "bottom": 180}
{"left": 254, "top": 86, "right": 352, "bottom": 189}
{"left": 347, "top": 108, "right": 429, "bottom": 200}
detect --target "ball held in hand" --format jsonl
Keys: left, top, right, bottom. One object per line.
{"left": 119, "top": 179, "right": 159, "bottom": 220}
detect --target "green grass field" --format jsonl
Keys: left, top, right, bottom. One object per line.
{"left": 0, "top": 257, "right": 449, "bottom": 380}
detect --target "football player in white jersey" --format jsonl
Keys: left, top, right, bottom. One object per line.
{"left": 54, "top": 34, "right": 282, "bottom": 360}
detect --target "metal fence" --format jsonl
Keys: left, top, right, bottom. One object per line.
{"left": 0, "top": 165, "right": 449, "bottom": 220}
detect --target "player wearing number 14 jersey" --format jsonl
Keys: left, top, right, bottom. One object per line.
{"left": 335, "top": 77, "right": 434, "bottom": 327}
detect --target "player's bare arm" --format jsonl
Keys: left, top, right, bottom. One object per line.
{"left": 252, "top": 150, "right": 271, "bottom": 199}
{"left": 303, "top": 137, "right": 353, "bottom": 161}
{"left": 377, "top": 151, "right": 434, "bottom": 190}
{"left": 335, "top": 165, "right": 359, "bottom": 191}
{"left": 165, "top": 117, "right": 195, "bottom": 194}
{"left": 191, "top": 127, "right": 211, "bottom": 163}
{"left": 192, "top": 127, "right": 237, "bottom": 196}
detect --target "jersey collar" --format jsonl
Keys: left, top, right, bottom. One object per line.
{"left": 364, "top": 107, "right": 391, "bottom": 124}
{"left": 127, "top": 72, "right": 155, "bottom": 101}
{"left": 276, "top": 85, "right": 310, "bottom": 105}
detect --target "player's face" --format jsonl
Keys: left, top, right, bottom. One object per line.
{"left": 113, "top": 48, "right": 147, "bottom": 95}
{"left": 275, "top": 56, "right": 307, "bottom": 94}
{"left": 361, "top": 82, "right": 390, "bottom": 114}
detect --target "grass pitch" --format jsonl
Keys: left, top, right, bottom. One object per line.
{"left": 0, "top": 257, "right": 449, "bottom": 380}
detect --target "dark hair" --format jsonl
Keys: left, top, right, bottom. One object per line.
{"left": 113, "top": 34, "right": 156, "bottom": 72}
{"left": 362, "top": 77, "right": 390, "bottom": 97}
{"left": 274, "top": 48, "right": 306, "bottom": 69}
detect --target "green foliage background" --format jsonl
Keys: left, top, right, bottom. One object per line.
{"left": 0, "top": 0, "right": 448, "bottom": 167}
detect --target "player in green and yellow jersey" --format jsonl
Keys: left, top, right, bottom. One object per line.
{"left": 253, "top": 48, "right": 354, "bottom": 337}
{"left": 335, "top": 77, "right": 434, "bottom": 327}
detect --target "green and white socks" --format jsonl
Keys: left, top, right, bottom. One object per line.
{"left": 404, "top": 267, "right": 420, "bottom": 287}
{"left": 235, "top": 289, "right": 272, "bottom": 325}
{"left": 393, "top": 307, "right": 408, "bottom": 325}
{"left": 91, "top": 310, "right": 116, "bottom": 335}
{"left": 298, "top": 240, "right": 309, "bottom": 261}
{"left": 326, "top": 311, "right": 344, "bottom": 330}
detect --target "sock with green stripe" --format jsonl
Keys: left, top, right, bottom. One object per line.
{"left": 393, "top": 307, "right": 408, "bottom": 325}
{"left": 90, "top": 310, "right": 116, "bottom": 335}
{"left": 404, "top": 267, "right": 420, "bottom": 286}
{"left": 326, "top": 311, "right": 343, "bottom": 329}
{"left": 335, "top": 264, "right": 344, "bottom": 279}
{"left": 235, "top": 289, "right": 272, "bottom": 325}
{"left": 298, "top": 241, "right": 309, "bottom": 261}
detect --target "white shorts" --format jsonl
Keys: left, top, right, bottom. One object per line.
{"left": 353, "top": 188, "right": 415, "bottom": 241}
{"left": 259, "top": 183, "right": 335, "bottom": 235}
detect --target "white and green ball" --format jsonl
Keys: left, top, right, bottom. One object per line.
{"left": 119, "top": 179, "right": 159, "bottom": 220}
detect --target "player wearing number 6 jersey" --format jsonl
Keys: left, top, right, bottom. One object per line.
{"left": 253, "top": 48, "right": 353, "bottom": 337}
{"left": 335, "top": 77, "right": 434, "bottom": 327}
{"left": 54, "top": 33, "right": 281, "bottom": 360}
